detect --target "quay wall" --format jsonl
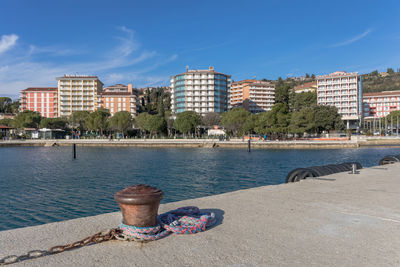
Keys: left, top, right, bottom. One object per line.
{"left": 1, "top": 138, "right": 400, "bottom": 148}
{"left": 1, "top": 163, "right": 400, "bottom": 266}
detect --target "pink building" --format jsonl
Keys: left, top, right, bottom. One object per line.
{"left": 363, "top": 91, "right": 400, "bottom": 118}
{"left": 20, "top": 88, "right": 58, "bottom": 118}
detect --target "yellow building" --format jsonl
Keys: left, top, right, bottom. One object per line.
{"left": 230, "top": 80, "right": 275, "bottom": 113}
{"left": 56, "top": 75, "right": 103, "bottom": 117}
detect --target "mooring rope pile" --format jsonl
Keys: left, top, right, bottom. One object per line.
{"left": 118, "top": 206, "right": 216, "bottom": 241}
{"left": 1, "top": 206, "right": 216, "bottom": 265}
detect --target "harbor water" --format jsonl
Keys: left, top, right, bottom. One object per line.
{"left": 0, "top": 146, "right": 399, "bottom": 231}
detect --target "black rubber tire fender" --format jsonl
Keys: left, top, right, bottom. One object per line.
{"left": 379, "top": 156, "right": 400, "bottom": 165}
{"left": 325, "top": 164, "right": 341, "bottom": 174}
{"left": 308, "top": 166, "right": 330, "bottom": 176}
{"left": 286, "top": 168, "right": 309, "bottom": 183}
{"left": 295, "top": 169, "right": 317, "bottom": 182}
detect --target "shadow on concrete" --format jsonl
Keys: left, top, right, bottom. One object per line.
{"left": 200, "top": 208, "right": 225, "bottom": 230}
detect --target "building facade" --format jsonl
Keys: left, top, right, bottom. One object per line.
{"left": 170, "top": 67, "right": 231, "bottom": 115}
{"left": 56, "top": 75, "right": 103, "bottom": 117}
{"left": 363, "top": 91, "right": 400, "bottom": 118}
{"left": 20, "top": 87, "right": 58, "bottom": 118}
{"left": 316, "top": 71, "right": 362, "bottom": 129}
{"left": 293, "top": 81, "right": 317, "bottom": 94}
{"left": 98, "top": 84, "right": 138, "bottom": 117}
{"left": 230, "top": 80, "right": 275, "bottom": 113}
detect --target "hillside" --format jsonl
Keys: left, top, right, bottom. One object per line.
{"left": 362, "top": 71, "right": 400, "bottom": 93}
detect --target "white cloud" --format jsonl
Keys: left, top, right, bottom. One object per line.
{"left": 0, "top": 34, "right": 18, "bottom": 54}
{"left": 330, "top": 29, "right": 373, "bottom": 47}
{"left": 0, "top": 27, "right": 177, "bottom": 94}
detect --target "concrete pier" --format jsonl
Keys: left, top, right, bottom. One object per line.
{"left": 1, "top": 164, "right": 400, "bottom": 266}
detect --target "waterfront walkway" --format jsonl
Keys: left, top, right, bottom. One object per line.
{"left": 1, "top": 163, "right": 400, "bottom": 266}
{"left": 2, "top": 137, "right": 400, "bottom": 148}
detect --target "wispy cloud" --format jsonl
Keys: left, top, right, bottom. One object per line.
{"left": 28, "top": 45, "right": 81, "bottom": 57}
{"left": 0, "top": 27, "right": 177, "bottom": 94}
{"left": 0, "top": 34, "right": 18, "bottom": 54}
{"left": 330, "top": 28, "right": 373, "bottom": 47}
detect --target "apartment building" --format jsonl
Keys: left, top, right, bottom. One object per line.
{"left": 20, "top": 87, "right": 58, "bottom": 118}
{"left": 56, "top": 75, "right": 103, "bottom": 117}
{"left": 316, "top": 71, "right": 362, "bottom": 129}
{"left": 363, "top": 91, "right": 400, "bottom": 118}
{"left": 170, "top": 66, "right": 231, "bottom": 115}
{"left": 230, "top": 80, "right": 275, "bottom": 113}
{"left": 99, "top": 84, "right": 138, "bottom": 117}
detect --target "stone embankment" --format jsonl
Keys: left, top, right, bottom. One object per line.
{"left": 1, "top": 163, "right": 400, "bottom": 266}
{"left": 1, "top": 137, "right": 400, "bottom": 149}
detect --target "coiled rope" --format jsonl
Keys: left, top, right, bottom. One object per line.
{"left": 118, "top": 206, "right": 216, "bottom": 241}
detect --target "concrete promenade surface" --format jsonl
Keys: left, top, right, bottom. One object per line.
{"left": 1, "top": 164, "right": 400, "bottom": 266}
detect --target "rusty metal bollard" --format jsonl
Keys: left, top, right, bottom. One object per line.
{"left": 114, "top": 184, "right": 164, "bottom": 227}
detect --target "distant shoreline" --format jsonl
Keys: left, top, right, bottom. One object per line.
{"left": 1, "top": 138, "right": 400, "bottom": 149}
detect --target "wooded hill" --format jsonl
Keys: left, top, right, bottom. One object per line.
{"left": 362, "top": 69, "right": 400, "bottom": 93}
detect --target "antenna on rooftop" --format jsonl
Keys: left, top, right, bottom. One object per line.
{"left": 186, "top": 65, "right": 189, "bottom": 72}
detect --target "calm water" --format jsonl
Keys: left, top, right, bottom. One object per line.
{"left": 1, "top": 146, "right": 399, "bottom": 231}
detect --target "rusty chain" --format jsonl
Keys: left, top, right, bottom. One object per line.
{"left": 0, "top": 228, "right": 127, "bottom": 265}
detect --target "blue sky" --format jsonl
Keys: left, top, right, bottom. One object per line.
{"left": 1, "top": 0, "right": 400, "bottom": 97}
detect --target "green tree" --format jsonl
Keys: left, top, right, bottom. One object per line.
{"left": 69, "top": 111, "right": 90, "bottom": 131}
{"left": 40, "top": 117, "right": 68, "bottom": 129}
{"left": 0, "top": 97, "right": 12, "bottom": 113}
{"left": 12, "top": 110, "right": 41, "bottom": 129}
{"left": 241, "top": 113, "right": 258, "bottom": 135}
{"left": 109, "top": 111, "right": 132, "bottom": 135}
{"left": 387, "top": 68, "right": 395, "bottom": 75}
{"left": 371, "top": 70, "right": 379, "bottom": 76}
{"left": 314, "top": 105, "right": 344, "bottom": 133}
{"left": 289, "top": 107, "right": 316, "bottom": 135}
{"left": 305, "top": 73, "right": 310, "bottom": 78}
{"left": 0, "top": 118, "right": 13, "bottom": 126}
{"left": 164, "top": 111, "right": 174, "bottom": 137}
{"left": 145, "top": 115, "right": 166, "bottom": 137}
{"left": 255, "top": 103, "right": 290, "bottom": 138}
{"left": 173, "top": 111, "right": 201, "bottom": 137}
{"left": 292, "top": 91, "right": 317, "bottom": 111}
{"left": 275, "top": 83, "right": 291, "bottom": 105}
{"left": 86, "top": 109, "right": 110, "bottom": 135}
{"left": 202, "top": 112, "right": 221, "bottom": 127}
{"left": 220, "top": 108, "right": 250, "bottom": 136}
{"left": 386, "top": 110, "right": 400, "bottom": 124}
{"left": 134, "top": 112, "right": 150, "bottom": 136}
{"left": 10, "top": 100, "right": 20, "bottom": 114}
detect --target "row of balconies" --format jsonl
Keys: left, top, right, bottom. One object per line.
{"left": 318, "top": 79, "right": 357, "bottom": 85}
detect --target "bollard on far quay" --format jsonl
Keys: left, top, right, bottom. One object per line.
{"left": 114, "top": 184, "right": 164, "bottom": 227}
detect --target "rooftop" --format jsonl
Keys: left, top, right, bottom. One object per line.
{"left": 173, "top": 66, "right": 230, "bottom": 78}
{"left": 232, "top": 79, "right": 274, "bottom": 86}
{"left": 363, "top": 90, "right": 400, "bottom": 97}
{"left": 21, "top": 87, "right": 57, "bottom": 92}
{"left": 317, "top": 71, "right": 359, "bottom": 79}
{"left": 293, "top": 81, "right": 317, "bottom": 90}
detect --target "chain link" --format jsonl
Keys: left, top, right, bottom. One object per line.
{"left": 0, "top": 228, "right": 123, "bottom": 265}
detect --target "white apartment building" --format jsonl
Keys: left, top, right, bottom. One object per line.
{"left": 170, "top": 66, "right": 231, "bottom": 115}
{"left": 316, "top": 71, "right": 362, "bottom": 129}
{"left": 56, "top": 75, "right": 103, "bottom": 117}
{"left": 230, "top": 80, "right": 275, "bottom": 113}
